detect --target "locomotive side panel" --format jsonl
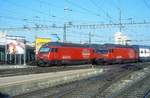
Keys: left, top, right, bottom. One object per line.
{"left": 57, "top": 47, "right": 94, "bottom": 64}
{"left": 36, "top": 43, "right": 95, "bottom": 66}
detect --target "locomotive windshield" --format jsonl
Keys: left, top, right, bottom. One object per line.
{"left": 97, "top": 49, "right": 109, "bottom": 54}
{"left": 39, "top": 47, "right": 51, "bottom": 53}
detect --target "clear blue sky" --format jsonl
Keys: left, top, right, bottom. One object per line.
{"left": 0, "top": 0, "right": 150, "bottom": 45}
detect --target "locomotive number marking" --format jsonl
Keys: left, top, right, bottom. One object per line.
{"left": 62, "top": 56, "right": 71, "bottom": 59}
{"left": 116, "top": 56, "right": 122, "bottom": 59}
{"left": 82, "top": 49, "right": 90, "bottom": 58}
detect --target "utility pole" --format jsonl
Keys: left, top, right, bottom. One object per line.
{"left": 89, "top": 32, "right": 91, "bottom": 44}
{"left": 119, "top": 9, "right": 122, "bottom": 32}
{"left": 23, "top": 39, "right": 26, "bottom": 65}
{"left": 63, "top": 23, "right": 67, "bottom": 43}
{"left": 119, "top": 0, "right": 122, "bottom": 32}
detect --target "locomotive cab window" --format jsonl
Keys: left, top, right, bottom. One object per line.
{"left": 97, "top": 49, "right": 109, "bottom": 54}
{"left": 109, "top": 49, "right": 114, "bottom": 53}
{"left": 39, "top": 47, "right": 51, "bottom": 53}
{"left": 93, "top": 50, "right": 96, "bottom": 53}
{"left": 141, "top": 50, "right": 143, "bottom": 54}
{"left": 51, "top": 48, "right": 58, "bottom": 52}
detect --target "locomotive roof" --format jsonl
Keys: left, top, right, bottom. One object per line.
{"left": 90, "top": 44, "right": 133, "bottom": 49}
{"left": 103, "top": 44, "right": 133, "bottom": 48}
{"left": 42, "top": 42, "right": 150, "bottom": 49}
{"left": 43, "top": 42, "right": 89, "bottom": 48}
{"left": 132, "top": 45, "right": 150, "bottom": 49}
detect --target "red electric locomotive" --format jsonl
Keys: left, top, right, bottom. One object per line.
{"left": 93, "top": 44, "right": 139, "bottom": 64}
{"left": 36, "top": 42, "right": 95, "bottom": 66}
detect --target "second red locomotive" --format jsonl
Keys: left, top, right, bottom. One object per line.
{"left": 92, "top": 44, "right": 139, "bottom": 65}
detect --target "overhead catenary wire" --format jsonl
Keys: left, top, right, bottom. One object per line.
{"left": 1, "top": 0, "right": 64, "bottom": 20}
{"left": 0, "top": 0, "right": 67, "bottom": 27}
{"left": 1, "top": 19, "right": 150, "bottom": 31}
{"left": 143, "top": 0, "right": 150, "bottom": 12}
{"left": 89, "top": 0, "right": 116, "bottom": 23}
{"left": 37, "top": 0, "right": 93, "bottom": 17}
{"left": 112, "top": 0, "right": 120, "bottom": 9}
{"left": 65, "top": 0, "right": 101, "bottom": 18}
{"left": 0, "top": 16, "right": 51, "bottom": 23}
{"left": 0, "top": 7, "right": 53, "bottom": 25}
{"left": 112, "top": 0, "right": 136, "bottom": 22}
{"left": 0, "top": 0, "right": 150, "bottom": 45}
{"left": 1, "top": 0, "right": 101, "bottom": 24}
{"left": 36, "top": 0, "right": 110, "bottom": 24}
{"left": 36, "top": 0, "right": 64, "bottom": 9}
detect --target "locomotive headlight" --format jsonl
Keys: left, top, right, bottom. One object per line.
{"left": 103, "top": 54, "right": 108, "bottom": 57}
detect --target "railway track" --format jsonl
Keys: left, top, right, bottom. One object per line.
{"left": 115, "top": 70, "right": 150, "bottom": 98}
{"left": 48, "top": 66, "right": 135, "bottom": 98}
{"left": 0, "top": 62, "right": 149, "bottom": 77}
{"left": 13, "top": 62, "right": 149, "bottom": 98}
{"left": 0, "top": 65, "right": 93, "bottom": 77}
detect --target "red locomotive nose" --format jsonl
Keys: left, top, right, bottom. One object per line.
{"left": 37, "top": 53, "right": 49, "bottom": 60}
